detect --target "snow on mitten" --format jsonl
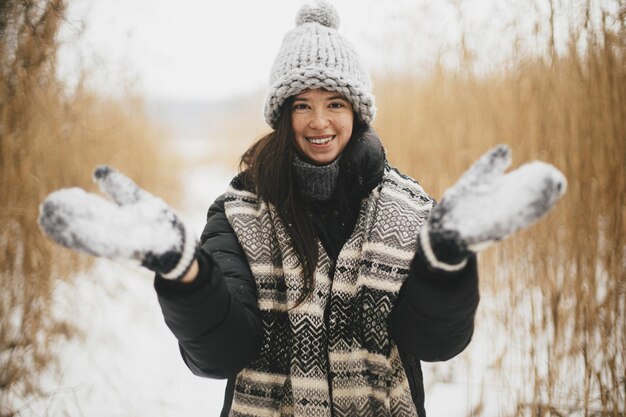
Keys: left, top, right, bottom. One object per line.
{"left": 38, "top": 166, "right": 197, "bottom": 280}
{"left": 420, "top": 145, "right": 567, "bottom": 272}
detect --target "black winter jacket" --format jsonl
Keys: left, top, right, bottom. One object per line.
{"left": 155, "top": 131, "right": 480, "bottom": 416}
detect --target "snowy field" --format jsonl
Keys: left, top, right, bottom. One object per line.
{"left": 28, "top": 136, "right": 524, "bottom": 416}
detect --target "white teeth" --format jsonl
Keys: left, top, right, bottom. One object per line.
{"left": 307, "top": 136, "right": 335, "bottom": 144}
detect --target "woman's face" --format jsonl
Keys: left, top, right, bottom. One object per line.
{"left": 291, "top": 89, "right": 354, "bottom": 166}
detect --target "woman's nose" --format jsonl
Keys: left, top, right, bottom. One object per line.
{"left": 309, "top": 110, "right": 330, "bottom": 130}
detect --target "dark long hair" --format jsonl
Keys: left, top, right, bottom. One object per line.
{"left": 240, "top": 95, "right": 367, "bottom": 306}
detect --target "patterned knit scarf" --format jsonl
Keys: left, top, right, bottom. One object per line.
{"left": 224, "top": 166, "right": 434, "bottom": 417}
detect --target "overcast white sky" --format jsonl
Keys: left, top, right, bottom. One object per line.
{"left": 57, "top": 0, "right": 561, "bottom": 102}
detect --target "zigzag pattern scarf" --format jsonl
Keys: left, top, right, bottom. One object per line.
{"left": 223, "top": 166, "right": 433, "bottom": 417}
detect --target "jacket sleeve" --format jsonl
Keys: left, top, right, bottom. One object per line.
{"left": 388, "top": 240, "right": 480, "bottom": 362}
{"left": 154, "top": 194, "right": 262, "bottom": 379}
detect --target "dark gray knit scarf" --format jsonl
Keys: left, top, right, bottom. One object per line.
{"left": 292, "top": 153, "right": 341, "bottom": 201}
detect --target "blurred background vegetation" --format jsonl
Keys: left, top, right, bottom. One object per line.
{"left": 1, "top": 0, "right": 624, "bottom": 416}
{"left": 380, "top": 2, "right": 625, "bottom": 413}
{"left": 0, "top": 1, "right": 180, "bottom": 415}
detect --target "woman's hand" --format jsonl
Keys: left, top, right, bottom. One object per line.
{"left": 420, "top": 145, "right": 567, "bottom": 271}
{"left": 38, "top": 167, "right": 197, "bottom": 280}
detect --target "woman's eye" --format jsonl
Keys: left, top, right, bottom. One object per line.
{"left": 329, "top": 102, "right": 346, "bottom": 109}
{"left": 293, "top": 103, "right": 308, "bottom": 110}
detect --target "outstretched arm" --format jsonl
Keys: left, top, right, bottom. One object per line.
{"left": 391, "top": 145, "right": 566, "bottom": 361}
{"left": 38, "top": 168, "right": 261, "bottom": 378}
{"left": 420, "top": 144, "right": 566, "bottom": 272}
{"left": 390, "top": 246, "right": 479, "bottom": 362}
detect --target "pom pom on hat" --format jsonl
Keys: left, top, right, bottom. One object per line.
{"left": 295, "top": 1, "right": 340, "bottom": 29}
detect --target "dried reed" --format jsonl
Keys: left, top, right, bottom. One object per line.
{"left": 0, "top": 1, "right": 180, "bottom": 415}
{"left": 375, "top": 1, "right": 625, "bottom": 415}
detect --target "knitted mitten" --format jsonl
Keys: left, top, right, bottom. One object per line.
{"left": 38, "top": 166, "right": 197, "bottom": 280}
{"left": 420, "top": 145, "right": 567, "bottom": 272}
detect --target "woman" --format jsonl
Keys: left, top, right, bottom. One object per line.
{"left": 39, "top": 2, "right": 566, "bottom": 416}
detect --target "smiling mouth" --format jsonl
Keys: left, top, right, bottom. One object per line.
{"left": 306, "top": 135, "right": 335, "bottom": 145}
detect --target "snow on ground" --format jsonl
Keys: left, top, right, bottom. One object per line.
{"left": 39, "top": 261, "right": 226, "bottom": 417}
{"left": 422, "top": 291, "right": 520, "bottom": 417}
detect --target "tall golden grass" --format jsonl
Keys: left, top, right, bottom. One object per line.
{"left": 374, "top": 4, "right": 625, "bottom": 416}
{"left": 0, "top": 1, "right": 180, "bottom": 414}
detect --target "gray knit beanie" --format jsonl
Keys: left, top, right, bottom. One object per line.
{"left": 263, "top": 1, "right": 376, "bottom": 128}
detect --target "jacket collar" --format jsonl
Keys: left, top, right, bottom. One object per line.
{"left": 341, "top": 126, "right": 386, "bottom": 199}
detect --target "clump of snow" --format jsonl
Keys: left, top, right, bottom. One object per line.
{"left": 440, "top": 145, "right": 567, "bottom": 250}
{"left": 94, "top": 165, "right": 150, "bottom": 205}
{"left": 39, "top": 186, "right": 181, "bottom": 261}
